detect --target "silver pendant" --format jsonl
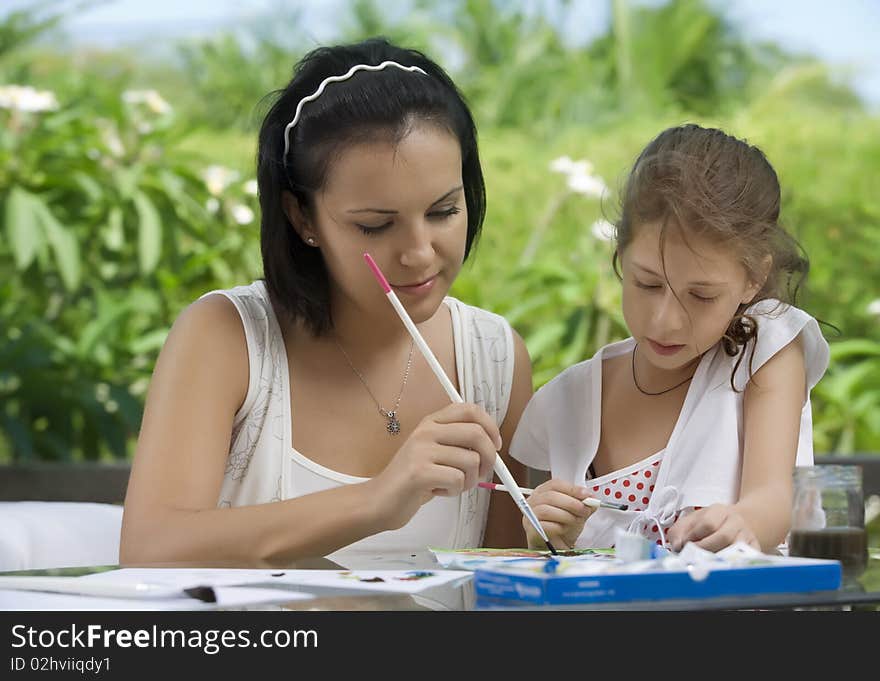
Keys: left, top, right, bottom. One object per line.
{"left": 385, "top": 411, "right": 401, "bottom": 435}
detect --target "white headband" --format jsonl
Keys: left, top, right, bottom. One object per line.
{"left": 282, "top": 60, "right": 428, "bottom": 158}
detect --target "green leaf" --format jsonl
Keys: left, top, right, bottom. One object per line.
{"left": 129, "top": 328, "right": 169, "bottom": 355}
{"left": 525, "top": 320, "right": 566, "bottom": 360}
{"left": 75, "top": 299, "right": 133, "bottom": 360}
{"left": 828, "top": 339, "right": 880, "bottom": 361}
{"left": 33, "top": 199, "right": 81, "bottom": 291}
{"left": 134, "top": 190, "right": 162, "bottom": 274}
{"left": 104, "top": 207, "right": 125, "bottom": 251}
{"left": 0, "top": 412, "right": 35, "bottom": 461}
{"left": 73, "top": 171, "right": 104, "bottom": 204}
{"left": 5, "top": 187, "right": 43, "bottom": 270}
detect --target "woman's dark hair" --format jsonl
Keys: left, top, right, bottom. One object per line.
{"left": 612, "top": 124, "right": 810, "bottom": 388}
{"left": 257, "top": 37, "right": 486, "bottom": 335}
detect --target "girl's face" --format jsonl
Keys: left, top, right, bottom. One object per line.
{"left": 620, "top": 220, "right": 764, "bottom": 371}
{"left": 291, "top": 123, "right": 468, "bottom": 326}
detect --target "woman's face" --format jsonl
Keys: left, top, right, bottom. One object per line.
{"left": 620, "top": 220, "right": 763, "bottom": 371}
{"left": 293, "top": 123, "right": 468, "bottom": 326}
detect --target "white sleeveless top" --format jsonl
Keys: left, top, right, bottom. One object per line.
{"left": 509, "top": 299, "right": 830, "bottom": 548}
{"left": 202, "top": 281, "right": 515, "bottom": 561}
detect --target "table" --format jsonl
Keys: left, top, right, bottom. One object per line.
{"left": 2, "top": 550, "right": 879, "bottom": 611}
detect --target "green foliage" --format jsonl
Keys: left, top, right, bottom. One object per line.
{"left": 2, "top": 0, "right": 879, "bottom": 461}
{"left": 1, "top": 29, "right": 262, "bottom": 461}
{"left": 175, "top": 30, "right": 303, "bottom": 132}
{"left": 0, "top": 1, "right": 68, "bottom": 60}
{"left": 812, "top": 340, "right": 880, "bottom": 454}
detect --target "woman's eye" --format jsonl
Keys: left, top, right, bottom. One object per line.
{"left": 691, "top": 292, "right": 719, "bottom": 303}
{"left": 356, "top": 221, "right": 393, "bottom": 236}
{"left": 429, "top": 206, "right": 461, "bottom": 219}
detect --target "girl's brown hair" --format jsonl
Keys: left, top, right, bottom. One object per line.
{"left": 612, "top": 124, "right": 809, "bottom": 388}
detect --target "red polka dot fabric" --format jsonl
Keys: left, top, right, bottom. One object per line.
{"left": 588, "top": 452, "right": 663, "bottom": 515}
{"left": 587, "top": 450, "right": 701, "bottom": 546}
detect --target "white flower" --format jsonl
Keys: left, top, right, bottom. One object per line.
{"left": 202, "top": 165, "right": 239, "bottom": 196}
{"left": 243, "top": 179, "right": 258, "bottom": 196}
{"left": 96, "top": 119, "right": 125, "bottom": 157}
{"left": 591, "top": 219, "right": 616, "bottom": 242}
{"left": 567, "top": 172, "right": 608, "bottom": 198}
{"left": 122, "top": 89, "right": 172, "bottom": 115}
{"left": 868, "top": 299, "right": 880, "bottom": 316}
{"left": 231, "top": 203, "right": 255, "bottom": 225}
{"left": 95, "top": 383, "right": 110, "bottom": 402}
{"left": 568, "top": 160, "right": 594, "bottom": 177}
{"left": 550, "top": 156, "right": 595, "bottom": 177}
{"left": 549, "top": 156, "right": 576, "bottom": 174}
{"left": 551, "top": 155, "right": 607, "bottom": 199}
{"left": 205, "top": 197, "right": 220, "bottom": 213}
{"left": 0, "top": 85, "right": 59, "bottom": 112}
{"left": 866, "top": 495, "right": 880, "bottom": 525}
{"left": 130, "top": 378, "right": 150, "bottom": 396}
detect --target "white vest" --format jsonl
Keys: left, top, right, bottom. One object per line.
{"left": 203, "top": 281, "right": 515, "bottom": 561}
{"left": 510, "top": 299, "right": 830, "bottom": 547}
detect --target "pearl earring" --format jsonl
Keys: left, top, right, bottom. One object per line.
{"left": 306, "top": 237, "right": 316, "bottom": 246}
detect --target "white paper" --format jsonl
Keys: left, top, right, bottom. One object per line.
{"left": 80, "top": 567, "right": 470, "bottom": 595}
{"left": 0, "top": 586, "right": 312, "bottom": 611}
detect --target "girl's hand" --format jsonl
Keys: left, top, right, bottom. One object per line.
{"left": 666, "top": 504, "right": 760, "bottom": 552}
{"left": 523, "top": 479, "right": 595, "bottom": 550}
{"left": 370, "top": 402, "right": 501, "bottom": 531}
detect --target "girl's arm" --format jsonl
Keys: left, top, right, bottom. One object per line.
{"left": 482, "top": 330, "right": 534, "bottom": 548}
{"left": 668, "top": 336, "right": 807, "bottom": 552}
{"left": 120, "top": 295, "right": 501, "bottom": 564}
{"left": 735, "top": 335, "right": 807, "bottom": 550}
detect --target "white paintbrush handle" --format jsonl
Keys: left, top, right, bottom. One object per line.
{"left": 386, "top": 291, "right": 551, "bottom": 545}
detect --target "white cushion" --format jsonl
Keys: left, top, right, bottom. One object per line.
{"left": 0, "top": 502, "right": 123, "bottom": 571}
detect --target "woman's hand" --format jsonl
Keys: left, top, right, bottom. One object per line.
{"left": 666, "top": 504, "right": 760, "bottom": 552}
{"left": 370, "top": 402, "right": 501, "bottom": 531}
{"left": 523, "top": 479, "right": 595, "bottom": 550}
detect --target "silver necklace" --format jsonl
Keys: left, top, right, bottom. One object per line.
{"left": 335, "top": 337, "right": 415, "bottom": 435}
{"left": 631, "top": 343, "right": 694, "bottom": 396}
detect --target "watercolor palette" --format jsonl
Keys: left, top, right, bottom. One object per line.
{"left": 472, "top": 553, "right": 843, "bottom": 605}
{"left": 430, "top": 547, "right": 616, "bottom": 571}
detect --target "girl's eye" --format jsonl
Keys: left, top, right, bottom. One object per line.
{"left": 691, "top": 292, "right": 719, "bottom": 303}
{"left": 635, "top": 280, "right": 662, "bottom": 290}
{"left": 429, "top": 206, "right": 461, "bottom": 220}
{"left": 356, "top": 221, "right": 393, "bottom": 236}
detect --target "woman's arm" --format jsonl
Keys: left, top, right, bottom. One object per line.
{"left": 119, "top": 295, "right": 389, "bottom": 565}
{"left": 482, "top": 329, "right": 534, "bottom": 548}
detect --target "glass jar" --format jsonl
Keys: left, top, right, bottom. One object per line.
{"left": 789, "top": 465, "right": 867, "bottom": 578}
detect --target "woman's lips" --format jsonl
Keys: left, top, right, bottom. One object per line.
{"left": 648, "top": 338, "right": 686, "bottom": 356}
{"left": 392, "top": 275, "right": 438, "bottom": 297}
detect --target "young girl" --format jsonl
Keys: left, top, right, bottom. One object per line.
{"left": 120, "top": 38, "right": 532, "bottom": 565}
{"left": 510, "top": 124, "right": 829, "bottom": 554}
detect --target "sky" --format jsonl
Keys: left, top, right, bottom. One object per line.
{"left": 5, "top": 0, "right": 880, "bottom": 108}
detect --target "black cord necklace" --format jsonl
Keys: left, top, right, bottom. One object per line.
{"left": 631, "top": 343, "right": 695, "bottom": 396}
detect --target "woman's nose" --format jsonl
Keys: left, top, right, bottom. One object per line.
{"left": 398, "top": 221, "right": 435, "bottom": 268}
